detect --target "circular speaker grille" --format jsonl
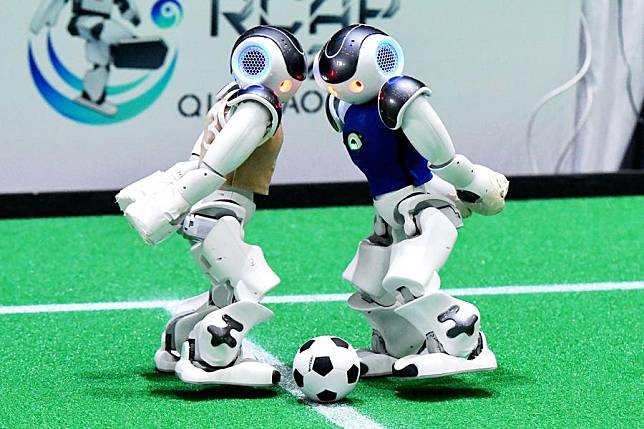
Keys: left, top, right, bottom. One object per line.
{"left": 376, "top": 43, "right": 399, "bottom": 74}
{"left": 240, "top": 47, "right": 267, "bottom": 77}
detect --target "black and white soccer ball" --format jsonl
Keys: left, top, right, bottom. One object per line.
{"left": 292, "top": 336, "right": 361, "bottom": 402}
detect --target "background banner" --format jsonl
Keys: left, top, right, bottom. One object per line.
{"left": 1, "top": 0, "right": 586, "bottom": 194}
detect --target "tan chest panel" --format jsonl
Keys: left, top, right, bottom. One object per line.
{"left": 200, "top": 98, "right": 284, "bottom": 196}
{"left": 225, "top": 126, "right": 283, "bottom": 195}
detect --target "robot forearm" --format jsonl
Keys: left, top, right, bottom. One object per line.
{"left": 117, "top": 100, "right": 273, "bottom": 244}
{"left": 401, "top": 94, "right": 508, "bottom": 215}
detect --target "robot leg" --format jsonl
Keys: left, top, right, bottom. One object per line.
{"left": 347, "top": 292, "right": 425, "bottom": 377}
{"left": 154, "top": 295, "right": 217, "bottom": 372}
{"left": 378, "top": 206, "right": 496, "bottom": 378}
{"left": 170, "top": 201, "right": 280, "bottom": 385}
{"left": 198, "top": 215, "right": 280, "bottom": 302}
{"left": 174, "top": 300, "right": 280, "bottom": 386}
{"left": 73, "top": 17, "right": 135, "bottom": 115}
{"left": 382, "top": 207, "right": 457, "bottom": 299}
{"left": 343, "top": 227, "right": 424, "bottom": 377}
{"left": 393, "top": 292, "right": 497, "bottom": 378}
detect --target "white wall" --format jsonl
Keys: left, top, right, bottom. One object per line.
{"left": 0, "top": 0, "right": 582, "bottom": 194}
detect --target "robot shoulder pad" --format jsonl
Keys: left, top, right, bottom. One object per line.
{"left": 214, "top": 81, "right": 240, "bottom": 102}
{"left": 378, "top": 76, "right": 432, "bottom": 130}
{"left": 325, "top": 94, "right": 350, "bottom": 132}
{"left": 228, "top": 85, "right": 283, "bottom": 139}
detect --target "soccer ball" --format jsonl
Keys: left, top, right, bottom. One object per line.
{"left": 292, "top": 336, "right": 361, "bottom": 402}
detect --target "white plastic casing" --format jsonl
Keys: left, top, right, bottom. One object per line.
{"left": 230, "top": 36, "right": 303, "bottom": 102}
{"left": 313, "top": 34, "right": 404, "bottom": 105}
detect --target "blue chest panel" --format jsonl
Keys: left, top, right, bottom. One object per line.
{"left": 342, "top": 99, "right": 432, "bottom": 197}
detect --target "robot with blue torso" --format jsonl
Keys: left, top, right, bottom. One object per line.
{"left": 313, "top": 25, "right": 509, "bottom": 378}
{"left": 116, "top": 26, "right": 307, "bottom": 386}
{"left": 30, "top": 0, "right": 167, "bottom": 116}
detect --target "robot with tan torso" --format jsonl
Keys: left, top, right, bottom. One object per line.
{"left": 117, "top": 26, "right": 306, "bottom": 386}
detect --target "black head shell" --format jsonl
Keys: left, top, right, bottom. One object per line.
{"left": 317, "top": 24, "right": 386, "bottom": 84}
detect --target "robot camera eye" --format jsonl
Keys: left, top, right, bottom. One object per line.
{"left": 349, "top": 80, "right": 364, "bottom": 93}
{"left": 279, "top": 79, "right": 292, "bottom": 93}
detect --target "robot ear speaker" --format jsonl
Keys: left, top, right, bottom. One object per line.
{"left": 239, "top": 46, "right": 269, "bottom": 78}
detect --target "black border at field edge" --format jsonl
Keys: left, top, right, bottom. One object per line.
{"left": 1, "top": 172, "right": 643, "bottom": 219}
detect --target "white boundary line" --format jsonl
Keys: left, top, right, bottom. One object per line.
{"left": 2, "top": 280, "right": 642, "bottom": 429}
{"left": 244, "top": 340, "right": 383, "bottom": 429}
{"left": 1, "top": 281, "right": 642, "bottom": 316}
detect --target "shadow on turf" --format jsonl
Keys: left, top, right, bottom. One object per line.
{"left": 361, "top": 366, "right": 531, "bottom": 402}
{"left": 141, "top": 371, "right": 278, "bottom": 400}
{"left": 395, "top": 385, "right": 493, "bottom": 402}
{"left": 150, "top": 386, "right": 278, "bottom": 401}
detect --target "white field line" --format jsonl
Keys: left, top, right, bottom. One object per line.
{"left": 244, "top": 340, "right": 383, "bottom": 429}
{"left": 0, "top": 280, "right": 642, "bottom": 316}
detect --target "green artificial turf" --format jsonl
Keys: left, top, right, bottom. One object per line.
{"left": 0, "top": 196, "right": 642, "bottom": 428}
{"left": 257, "top": 291, "right": 643, "bottom": 428}
{"left": 0, "top": 310, "right": 330, "bottom": 429}
{"left": 0, "top": 196, "right": 642, "bottom": 306}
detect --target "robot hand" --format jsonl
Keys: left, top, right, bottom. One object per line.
{"left": 456, "top": 165, "right": 509, "bottom": 216}
{"left": 30, "top": 0, "right": 67, "bottom": 34}
{"left": 120, "top": 0, "right": 141, "bottom": 26}
{"left": 117, "top": 161, "right": 224, "bottom": 245}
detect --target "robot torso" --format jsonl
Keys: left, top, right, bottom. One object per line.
{"left": 341, "top": 98, "right": 432, "bottom": 197}
{"left": 72, "top": 0, "right": 114, "bottom": 17}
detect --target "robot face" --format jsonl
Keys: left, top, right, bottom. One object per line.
{"left": 313, "top": 24, "right": 404, "bottom": 105}
{"left": 230, "top": 26, "right": 307, "bottom": 102}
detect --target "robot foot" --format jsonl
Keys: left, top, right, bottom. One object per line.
{"left": 392, "top": 333, "right": 497, "bottom": 379}
{"left": 74, "top": 95, "right": 117, "bottom": 116}
{"left": 154, "top": 349, "right": 179, "bottom": 373}
{"left": 357, "top": 349, "right": 397, "bottom": 378}
{"left": 174, "top": 341, "right": 280, "bottom": 387}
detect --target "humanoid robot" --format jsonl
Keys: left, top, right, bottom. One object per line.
{"left": 313, "top": 25, "right": 509, "bottom": 379}
{"left": 30, "top": 0, "right": 167, "bottom": 116}
{"left": 116, "top": 26, "right": 306, "bottom": 386}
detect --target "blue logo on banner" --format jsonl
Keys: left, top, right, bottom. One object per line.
{"left": 151, "top": 0, "right": 184, "bottom": 28}
{"left": 28, "top": 1, "right": 180, "bottom": 125}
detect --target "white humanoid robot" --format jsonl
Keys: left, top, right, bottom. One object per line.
{"left": 116, "top": 26, "right": 306, "bottom": 386}
{"left": 313, "top": 25, "right": 509, "bottom": 379}
{"left": 30, "top": 0, "right": 167, "bottom": 116}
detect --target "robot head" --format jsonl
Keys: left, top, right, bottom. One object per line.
{"left": 313, "top": 24, "right": 404, "bottom": 105}
{"left": 230, "top": 26, "right": 307, "bottom": 102}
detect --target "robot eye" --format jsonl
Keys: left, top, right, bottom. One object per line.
{"left": 279, "top": 79, "right": 292, "bottom": 93}
{"left": 349, "top": 80, "right": 364, "bottom": 93}
{"left": 238, "top": 45, "right": 270, "bottom": 80}
{"left": 376, "top": 42, "right": 400, "bottom": 75}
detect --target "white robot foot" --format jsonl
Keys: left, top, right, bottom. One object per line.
{"left": 392, "top": 332, "right": 497, "bottom": 379}
{"left": 357, "top": 349, "right": 397, "bottom": 378}
{"left": 74, "top": 94, "right": 117, "bottom": 116}
{"left": 174, "top": 341, "right": 280, "bottom": 387}
{"left": 154, "top": 328, "right": 181, "bottom": 372}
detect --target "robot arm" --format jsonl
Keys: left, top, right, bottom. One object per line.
{"left": 117, "top": 87, "right": 279, "bottom": 245}
{"left": 30, "top": 0, "right": 68, "bottom": 34}
{"left": 115, "top": 0, "right": 141, "bottom": 26}
{"left": 379, "top": 76, "right": 508, "bottom": 216}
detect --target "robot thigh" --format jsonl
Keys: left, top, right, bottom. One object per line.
{"left": 382, "top": 207, "right": 457, "bottom": 298}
